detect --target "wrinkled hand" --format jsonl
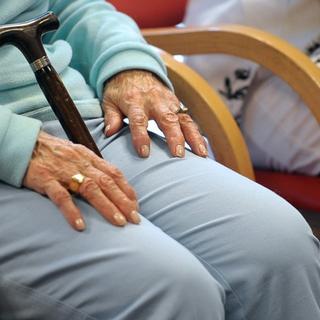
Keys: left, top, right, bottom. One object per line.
{"left": 23, "top": 131, "right": 139, "bottom": 231}
{"left": 103, "top": 70, "right": 208, "bottom": 158}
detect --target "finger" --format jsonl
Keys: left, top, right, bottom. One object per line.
{"left": 71, "top": 144, "right": 138, "bottom": 205}
{"left": 152, "top": 107, "right": 185, "bottom": 157}
{"left": 127, "top": 106, "right": 150, "bottom": 158}
{"left": 84, "top": 167, "right": 140, "bottom": 224}
{"left": 44, "top": 180, "right": 86, "bottom": 232}
{"left": 179, "top": 113, "right": 208, "bottom": 157}
{"left": 89, "top": 154, "right": 138, "bottom": 202}
{"left": 78, "top": 177, "right": 127, "bottom": 227}
{"left": 103, "top": 101, "right": 124, "bottom": 136}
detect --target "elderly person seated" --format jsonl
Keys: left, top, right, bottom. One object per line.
{"left": 0, "top": 1, "right": 319, "bottom": 319}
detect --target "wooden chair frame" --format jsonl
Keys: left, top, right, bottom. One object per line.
{"left": 143, "top": 26, "right": 320, "bottom": 179}
{"left": 159, "top": 50, "right": 255, "bottom": 179}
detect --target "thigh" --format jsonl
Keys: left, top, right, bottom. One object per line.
{"left": 3, "top": 119, "right": 318, "bottom": 319}
{"left": 99, "top": 124, "right": 319, "bottom": 319}
{"left": 0, "top": 174, "right": 223, "bottom": 320}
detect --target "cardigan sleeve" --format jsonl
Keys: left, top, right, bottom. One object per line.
{"left": 46, "top": 0, "right": 173, "bottom": 99}
{"left": 0, "top": 108, "right": 41, "bottom": 187}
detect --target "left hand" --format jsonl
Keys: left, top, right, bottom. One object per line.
{"left": 102, "top": 70, "right": 208, "bottom": 158}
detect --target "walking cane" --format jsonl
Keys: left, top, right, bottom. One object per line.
{"left": 0, "top": 12, "right": 103, "bottom": 158}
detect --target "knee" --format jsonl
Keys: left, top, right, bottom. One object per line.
{"left": 246, "top": 196, "right": 319, "bottom": 273}
{"left": 136, "top": 239, "right": 225, "bottom": 318}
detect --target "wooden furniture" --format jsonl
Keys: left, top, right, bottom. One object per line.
{"left": 159, "top": 51, "right": 254, "bottom": 179}
{"left": 143, "top": 26, "right": 320, "bottom": 213}
{"left": 108, "top": 0, "right": 320, "bottom": 215}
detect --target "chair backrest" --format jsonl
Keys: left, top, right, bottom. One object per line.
{"left": 107, "top": 0, "right": 187, "bottom": 28}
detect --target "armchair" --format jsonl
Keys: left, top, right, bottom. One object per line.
{"left": 143, "top": 26, "right": 320, "bottom": 214}
{"left": 108, "top": 0, "right": 320, "bottom": 221}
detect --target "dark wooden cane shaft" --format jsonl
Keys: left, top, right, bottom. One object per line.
{"left": 35, "top": 64, "right": 102, "bottom": 157}
{"left": 0, "top": 12, "right": 102, "bottom": 157}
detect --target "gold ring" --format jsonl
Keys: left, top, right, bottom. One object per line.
{"left": 69, "top": 173, "right": 86, "bottom": 193}
{"left": 176, "top": 102, "right": 189, "bottom": 114}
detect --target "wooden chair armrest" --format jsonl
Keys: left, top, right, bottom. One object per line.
{"left": 143, "top": 26, "right": 320, "bottom": 124}
{"left": 159, "top": 50, "right": 254, "bottom": 179}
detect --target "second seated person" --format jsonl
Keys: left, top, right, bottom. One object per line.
{"left": 185, "top": 0, "right": 320, "bottom": 175}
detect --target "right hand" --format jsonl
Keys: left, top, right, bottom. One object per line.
{"left": 23, "top": 131, "right": 140, "bottom": 231}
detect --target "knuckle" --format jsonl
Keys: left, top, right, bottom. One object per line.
{"left": 161, "top": 112, "right": 179, "bottom": 125}
{"left": 120, "top": 196, "right": 133, "bottom": 209}
{"left": 98, "top": 175, "right": 113, "bottom": 188}
{"left": 131, "top": 131, "right": 149, "bottom": 145}
{"left": 130, "top": 114, "right": 148, "bottom": 126}
{"left": 81, "top": 178, "right": 99, "bottom": 195}
{"left": 167, "top": 135, "right": 181, "bottom": 143}
{"left": 52, "top": 190, "right": 70, "bottom": 205}
{"left": 188, "top": 137, "right": 200, "bottom": 146}
{"left": 132, "top": 126, "right": 148, "bottom": 137}
{"left": 108, "top": 182, "right": 119, "bottom": 193}
{"left": 109, "top": 167, "right": 123, "bottom": 179}
{"left": 179, "top": 114, "right": 193, "bottom": 124}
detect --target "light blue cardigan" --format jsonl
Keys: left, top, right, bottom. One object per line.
{"left": 0, "top": 0, "right": 171, "bottom": 187}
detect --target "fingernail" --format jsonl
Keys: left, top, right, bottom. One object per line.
{"left": 199, "top": 144, "right": 208, "bottom": 157}
{"left": 114, "top": 212, "right": 127, "bottom": 226}
{"left": 175, "top": 144, "right": 184, "bottom": 157}
{"left": 75, "top": 218, "right": 86, "bottom": 231}
{"left": 130, "top": 210, "right": 141, "bottom": 224}
{"left": 105, "top": 124, "right": 111, "bottom": 135}
{"left": 140, "top": 145, "right": 150, "bottom": 158}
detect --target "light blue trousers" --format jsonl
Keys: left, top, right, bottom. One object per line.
{"left": 0, "top": 118, "right": 319, "bottom": 320}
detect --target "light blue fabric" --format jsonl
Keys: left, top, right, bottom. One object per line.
{"left": 0, "top": 119, "right": 319, "bottom": 320}
{"left": 0, "top": 0, "right": 171, "bottom": 187}
{"left": 0, "top": 2, "right": 319, "bottom": 319}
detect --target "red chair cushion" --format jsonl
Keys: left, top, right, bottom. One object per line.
{"left": 255, "top": 170, "right": 320, "bottom": 212}
{"left": 107, "top": 0, "right": 187, "bottom": 28}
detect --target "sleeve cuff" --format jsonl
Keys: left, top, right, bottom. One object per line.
{"left": 0, "top": 111, "right": 41, "bottom": 187}
{"left": 95, "top": 49, "right": 174, "bottom": 100}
